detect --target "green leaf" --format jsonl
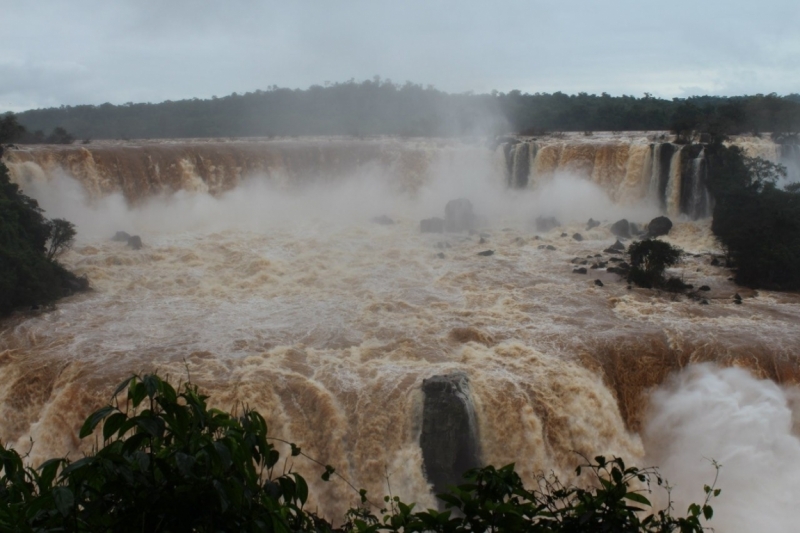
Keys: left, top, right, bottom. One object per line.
{"left": 290, "top": 443, "right": 301, "bottom": 456}
{"left": 294, "top": 473, "right": 308, "bottom": 505}
{"left": 52, "top": 487, "right": 74, "bottom": 517}
{"left": 703, "top": 505, "right": 713, "bottom": 520}
{"left": 112, "top": 376, "right": 134, "bottom": 399}
{"left": 624, "top": 492, "right": 652, "bottom": 506}
{"left": 102, "top": 412, "right": 127, "bottom": 440}
{"left": 79, "top": 405, "right": 115, "bottom": 438}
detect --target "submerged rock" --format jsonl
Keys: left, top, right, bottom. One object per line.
{"left": 477, "top": 250, "right": 494, "bottom": 256}
{"left": 445, "top": 198, "right": 475, "bottom": 233}
{"left": 421, "top": 217, "right": 445, "bottom": 233}
{"left": 572, "top": 233, "right": 584, "bottom": 241}
{"left": 371, "top": 215, "right": 395, "bottom": 225}
{"left": 604, "top": 240, "right": 626, "bottom": 253}
{"left": 127, "top": 236, "right": 143, "bottom": 250}
{"left": 535, "top": 216, "right": 560, "bottom": 232}
{"left": 112, "top": 231, "right": 131, "bottom": 242}
{"left": 420, "top": 373, "right": 481, "bottom": 498}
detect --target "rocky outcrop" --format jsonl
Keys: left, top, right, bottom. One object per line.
{"left": 127, "top": 236, "right": 143, "bottom": 250}
{"left": 112, "top": 231, "right": 131, "bottom": 242}
{"left": 645, "top": 216, "right": 673, "bottom": 238}
{"left": 586, "top": 218, "right": 600, "bottom": 230}
{"left": 420, "top": 373, "right": 481, "bottom": 498}
{"left": 604, "top": 240, "right": 626, "bottom": 253}
{"left": 444, "top": 199, "right": 475, "bottom": 233}
{"left": 609, "top": 219, "right": 631, "bottom": 239}
{"left": 421, "top": 218, "right": 445, "bottom": 233}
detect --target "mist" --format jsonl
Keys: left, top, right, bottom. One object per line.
{"left": 10, "top": 144, "right": 659, "bottom": 243}
{"left": 644, "top": 364, "right": 800, "bottom": 532}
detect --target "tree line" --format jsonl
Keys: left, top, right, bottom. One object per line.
{"left": 4, "top": 78, "right": 800, "bottom": 140}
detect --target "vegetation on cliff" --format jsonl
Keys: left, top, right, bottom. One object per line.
{"left": 0, "top": 149, "right": 85, "bottom": 316}
{"left": 6, "top": 78, "right": 800, "bottom": 139}
{"left": 704, "top": 143, "right": 800, "bottom": 290}
{"left": 0, "top": 374, "right": 718, "bottom": 532}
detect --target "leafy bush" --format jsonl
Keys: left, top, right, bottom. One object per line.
{"left": 0, "top": 374, "right": 718, "bottom": 532}
{"left": 627, "top": 239, "right": 683, "bottom": 289}
{"left": 0, "top": 149, "right": 84, "bottom": 316}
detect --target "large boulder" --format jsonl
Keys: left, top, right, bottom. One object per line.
{"left": 127, "top": 235, "right": 143, "bottom": 250}
{"left": 609, "top": 219, "right": 631, "bottom": 239}
{"left": 535, "top": 216, "right": 560, "bottom": 232}
{"left": 645, "top": 216, "right": 673, "bottom": 238}
{"left": 420, "top": 373, "right": 481, "bottom": 499}
{"left": 444, "top": 199, "right": 475, "bottom": 233}
{"left": 586, "top": 218, "right": 601, "bottom": 230}
{"left": 421, "top": 217, "right": 445, "bottom": 233}
{"left": 112, "top": 231, "right": 131, "bottom": 242}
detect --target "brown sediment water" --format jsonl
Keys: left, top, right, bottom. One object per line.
{"left": 1, "top": 134, "right": 799, "bottom": 527}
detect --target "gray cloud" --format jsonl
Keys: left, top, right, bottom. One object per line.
{"left": 1, "top": 0, "right": 799, "bottom": 112}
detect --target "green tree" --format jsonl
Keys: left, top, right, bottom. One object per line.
{"left": 0, "top": 148, "right": 86, "bottom": 315}
{"left": 627, "top": 239, "right": 683, "bottom": 289}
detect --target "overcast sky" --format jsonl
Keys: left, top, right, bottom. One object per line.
{"left": 1, "top": 0, "right": 799, "bottom": 112}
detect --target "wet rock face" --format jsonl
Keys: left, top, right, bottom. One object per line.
{"left": 420, "top": 373, "right": 481, "bottom": 498}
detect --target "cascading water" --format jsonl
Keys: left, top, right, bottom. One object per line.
{"left": 2, "top": 134, "right": 800, "bottom": 530}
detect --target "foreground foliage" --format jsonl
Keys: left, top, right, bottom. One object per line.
{"left": 0, "top": 375, "right": 717, "bottom": 532}
{"left": 0, "top": 149, "right": 84, "bottom": 316}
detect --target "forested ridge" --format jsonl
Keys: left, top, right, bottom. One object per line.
{"left": 6, "top": 78, "right": 800, "bottom": 140}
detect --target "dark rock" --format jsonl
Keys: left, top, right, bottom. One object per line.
{"left": 533, "top": 235, "right": 541, "bottom": 240}
{"left": 685, "top": 284, "right": 694, "bottom": 289}
{"left": 477, "top": 250, "right": 494, "bottom": 256}
{"left": 571, "top": 257, "right": 582, "bottom": 264}
{"left": 645, "top": 216, "right": 673, "bottom": 238}
{"left": 421, "top": 217, "right": 445, "bottom": 233}
{"left": 572, "top": 267, "right": 587, "bottom": 274}
{"left": 560, "top": 232, "right": 568, "bottom": 237}
{"left": 618, "top": 262, "right": 630, "bottom": 270}
{"left": 734, "top": 293, "right": 742, "bottom": 304}
{"left": 445, "top": 199, "right": 475, "bottom": 233}
{"left": 436, "top": 252, "right": 445, "bottom": 259}
{"left": 699, "top": 285, "right": 711, "bottom": 291}
{"left": 586, "top": 218, "right": 601, "bottom": 230}
{"left": 610, "top": 219, "right": 631, "bottom": 239}
{"left": 371, "top": 215, "right": 395, "bottom": 225}
{"left": 591, "top": 261, "right": 607, "bottom": 269}
{"left": 607, "top": 267, "right": 624, "bottom": 275}
{"left": 594, "top": 279, "right": 604, "bottom": 287}
{"left": 112, "top": 231, "right": 131, "bottom": 242}
{"left": 127, "top": 236, "right": 143, "bottom": 250}
{"left": 700, "top": 299, "right": 709, "bottom": 305}
{"left": 609, "top": 257, "right": 623, "bottom": 262}
{"left": 604, "top": 240, "right": 626, "bottom": 253}
{"left": 479, "top": 237, "right": 486, "bottom": 244}
{"left": 710, "top": 257, "right": 720, "bottom": 266}
{"left": 535, "top": 216, "right": 560, "bottom": 232}
{"left": 572, "top": 233, "right": 584, "bottom": 241}
{"left": 420, "top": 373, "right": 481, "bottom": 499}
